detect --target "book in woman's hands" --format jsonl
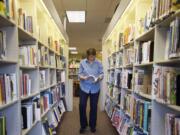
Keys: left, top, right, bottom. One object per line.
{"left": 88, "top": 75, "right": 99, "bottom": 83}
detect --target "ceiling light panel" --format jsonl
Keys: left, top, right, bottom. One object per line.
{"left": 66, "top": 11, "right": 85, "bottom": 23}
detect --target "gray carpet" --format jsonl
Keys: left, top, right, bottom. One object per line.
{"left": 57, "top": 97, "right": 118, "bottom": 135}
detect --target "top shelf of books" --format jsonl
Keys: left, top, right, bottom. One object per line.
{"left": 0, "top": 0, "right": 68, "bottom": 54}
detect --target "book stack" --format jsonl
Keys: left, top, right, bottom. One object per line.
{"left": 18, "top": 8, "right": 33, "bottom": 33}
{"left": 135, "top": 41, "right": 154, "bottom": 64}
{"left": 121, "top": 69, "right": 133, "bottom": 89}
{"left": 165, "top": 113, "right": 180, "bottom": 135}
{"left": 0, "top": 30, "right": 6, "bottom": 60}
{"left": 123, "top": 48, "right": 134, "bottom": 66}
{"left": 20, "top": 71, "right": 32, "bottom": 97}
{"left": 0, "top": 0, "right": 15, "bottom": 19}
{"left": 166, "top": 18, "right": 180, "bottom": 59}
{"left": 38, "top": 46, "right": 48, "bottom": 67}
{"left": 19, "top": 45, "right": 37, "bottom": 66}
{"left": 0, "top": 115, "right": 6, "bottom": 135}
{"left": 155, "top": 0, "right": 180, "bottom": 21}
{"left": 0, "top": 73, "right": 17, "bottom": 105}
{"left": 39, "top": 70, "right": 46, "bottom": 89}
{"left": 134, "top": 69, "right": 152, "bottom": 94}
{"left": 153, "top": 66, "right": 180, "bottom": 105}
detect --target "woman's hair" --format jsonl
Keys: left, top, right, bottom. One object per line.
{"left": 86, "top": 48, "right": 96, "bottom": 57}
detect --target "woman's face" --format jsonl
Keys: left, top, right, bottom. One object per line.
{"left": 88, "top": 55, "right": 96, "bottom": 62}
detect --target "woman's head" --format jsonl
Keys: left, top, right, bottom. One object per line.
{"left": 86, "top": 48, "right": 96, "bottom": 62}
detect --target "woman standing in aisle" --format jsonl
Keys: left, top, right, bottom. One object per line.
{"left": 78, "top": 48, "right": 104, "bottom": 134}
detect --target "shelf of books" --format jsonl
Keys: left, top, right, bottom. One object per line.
{"left": 102, "top": 0, "right": 180, "bottom": 134}
{"left": 0, "top": 0, "right": 68, "bottom": 135}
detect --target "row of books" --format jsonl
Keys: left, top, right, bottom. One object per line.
{"left": 38, "top": 46, "right": 49, "bottom": 67}
{"left": 48, "top": 37, "right": 61, "bottom": 53}
{"left": 111, "top": 107, "right": 149, "bottom": 135}
{"left": 19, "top": 45, "right": 37, "bottom": 66}
{"left": 107, "top": 69, "right": 133, "bottom": 90}
{"left": 0, "top": 30, "right": 6, "bottom": 60}
{"left": 166, "top": 17, "right": 180, "bottom": 59}
{"left": 134, "top": 69, "right": 152, "bottom": 95}
{"left": 42, "top": 100, "right": 66, "bottom": 135}
{"left": 21, "top": 96, "right": 40, "bottom": 129}
{"left": 123, "top": 48, "right": 134, "bottom": 66}
{"left": 135, "top": 41, "right": 154, "bottom": 64}
{"left": 18, "top": 8, "right": 33, "bottom": 33}
{"left": 105, "top": 97, "right": 150, "bottom": 135}
{"left": 165, "top": 113, "right": 180, "bottom": 135}
{"left": 153, "top": 66, "right": 180, "bottom": 105}
{"left": 154, "top": 0, "right": 180, "bottom": 21}
{"left": 0, "top": 73, "right": 17, "bottom": 105}
{"left": 20, "top": 71, "right": 32, "bottom": 97}
{"left": 57, "top": 70, "right": 66, "bottom": 83}
{"left": 69, "top": 59, "right": 80, "bottom": 69}
{"left": 0, "top": 0, "right": 15, "bottom": 19}
{"left": 40, "top": 92, "right": 53, "bottom": 114}
{"left": 0, "top": 115, "right": 6, "bottom": 135}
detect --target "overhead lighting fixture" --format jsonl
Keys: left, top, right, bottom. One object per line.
{"left": 70, "top": 51, "right": 78, "bottom": 54}
{"left": 69, "top": 47, "right": 77, "bottom": 51}
{"left": 66, "top": 11, "right": 85, "bottom": 23}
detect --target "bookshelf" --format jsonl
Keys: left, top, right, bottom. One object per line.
{"left": 0, "top": 0, "right": 68, "bottom": 135}
{"left": 102, "top": 0, "right": 180, "bottom": 134}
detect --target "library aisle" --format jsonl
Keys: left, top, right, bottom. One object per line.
{"left": 57, "top": 97, "right": 118, "bottom": 135}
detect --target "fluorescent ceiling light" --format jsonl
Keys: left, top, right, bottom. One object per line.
{"left": 70, "top": 51, "right": 78, "bottom": 54}
{"left": 66, "top": 11, "right": 85, "bottom": 23}
{"left": 69, "top": 47, "right": 77, "bottom": 51}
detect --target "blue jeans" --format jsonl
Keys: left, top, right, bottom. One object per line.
{"left": 79, "top": 90, "right": 99, "bottom": 129}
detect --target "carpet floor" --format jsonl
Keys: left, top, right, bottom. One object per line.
{"left": 57, "top": 97, "right": 118, "bottom": 135}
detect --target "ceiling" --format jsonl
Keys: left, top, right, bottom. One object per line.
{"left": 52, "top": 0, "right": 120, "bottom": 54}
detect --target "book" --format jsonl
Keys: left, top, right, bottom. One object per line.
{"left": 0, "top": 30, "right": 7, "bottom": 59}
{"left": 38, "top": 46, "right": 49, "bottom": 66}
{"left": 39, "top": 70, "right": 46, "bottom": 89}
{"left": 0, "top": 116, "right": 6, "bottom": 135}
